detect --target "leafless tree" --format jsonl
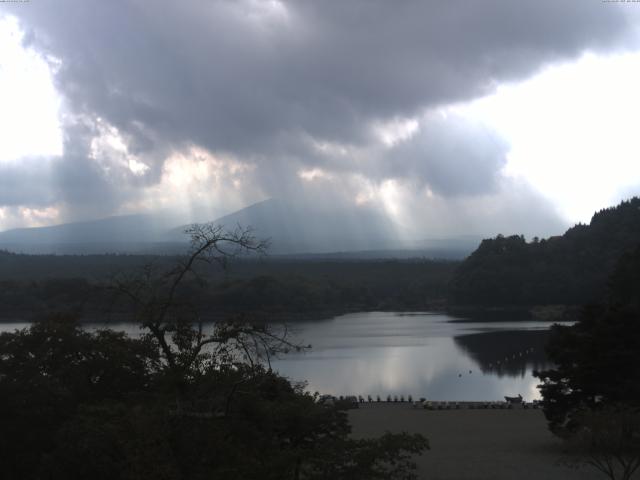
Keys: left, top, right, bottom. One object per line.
{"left": 111, "top": 223, "right": 305, "bottom": 380}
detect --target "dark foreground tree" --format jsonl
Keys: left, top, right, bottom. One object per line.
{"left": 535, "top": 304, "right": 640, "bottom": 434}
{"left": 562, "top": 406, "right": 640, "bottom": 480}
{"left": 0, "top": 223, "right": 428, "bottom": 479}
{"left": 535, "top": 246, "right": 640, "bottom": 479}
{"left": 0, "top": 315, "right": 158, "bottom": 479}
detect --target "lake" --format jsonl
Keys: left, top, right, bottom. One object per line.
{"left": 0, "top": 311, "right": 560, "bottom": 401}
{"left": 270, "top": 312, "right": 558, "bottom": 401}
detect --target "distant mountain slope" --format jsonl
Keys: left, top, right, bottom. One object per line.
{"left": 173, "top": 198, "right": 404, "bottom": 255}
{"left": 0, "top": 215, "right": 180, "bottom": 254}
{"left": 0, "top": 198, "right": 475, "bottom": 257}
{"left": 450, "top": 197, "right": 640, "bottom": 306}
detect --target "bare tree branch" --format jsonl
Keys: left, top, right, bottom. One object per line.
{"left": 109, "top": 223, "right": 304, "bottom": 382}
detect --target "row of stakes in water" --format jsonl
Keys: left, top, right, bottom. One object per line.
{"left": 328, "top": 394, "right": 416, "bottom": 403}
{"left": 488, "top": 347, "right": 536, "bottom": 369}
{"left": 324, "top": 395, "right": 542, "bottom": 409}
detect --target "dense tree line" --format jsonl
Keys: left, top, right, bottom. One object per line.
{"left": 0, "top": 256, "right": 456, "bottom": 320}
{"left": 450, "top": 197, "right": 640, "bottom": 306}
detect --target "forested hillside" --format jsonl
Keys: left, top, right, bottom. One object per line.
{"left": 450, "top": 197, "right": 640, "bottom": 306}
{"left": 0, "top": 254, "right": 456, "bottom": 321}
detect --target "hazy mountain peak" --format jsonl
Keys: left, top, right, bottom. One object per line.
{"left": 176, "top": 197, "right": 404, "bottom": 254}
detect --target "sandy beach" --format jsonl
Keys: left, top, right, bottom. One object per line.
{"left": 349, "top": 404, "right": 602, "bottom": 480}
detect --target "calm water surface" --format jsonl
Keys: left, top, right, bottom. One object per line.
{"left": 0, "top": 312, "right": 560, "bottom": 401}
{"left": 270, "top": 312, "right": 557, "bottom": 401}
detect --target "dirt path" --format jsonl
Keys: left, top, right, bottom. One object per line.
{"left": 349, "top": 404, "right": 603, "bottom": 480}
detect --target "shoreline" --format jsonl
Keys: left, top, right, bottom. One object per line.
{"left": 0, "top": 305, "right": 574, "bottom": 324}
{"left": 446, "top": 304, "right": 581, "bottom": 322}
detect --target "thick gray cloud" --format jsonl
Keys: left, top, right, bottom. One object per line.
{"left": 1, "top": 0, "right": 637, "bottom": 234}
{"left": 10, "top": 0, "right": 633, "bottom": 154}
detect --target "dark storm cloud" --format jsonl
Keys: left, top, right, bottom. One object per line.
{"left": 1, "top": 0, "right": 637, "bottom": 228}
{"left": 9, "top": 0, "right": 633, "bottom": 154}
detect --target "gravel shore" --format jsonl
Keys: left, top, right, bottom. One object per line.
{"left": 349, "top": 403, "right": 602, "bottom": 480}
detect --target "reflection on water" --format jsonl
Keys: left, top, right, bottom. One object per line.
{"left": 454, "top": 330, "right": 550, "bottom": 378}
{"left": 0, "top": 312, "right": 562, "bottom": 401}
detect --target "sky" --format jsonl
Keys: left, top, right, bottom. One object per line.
{"left": 1, "top": 0, "right": 640, "bottom": 240}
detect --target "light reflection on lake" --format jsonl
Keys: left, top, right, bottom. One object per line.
{"left": 269, "top": 312, "right": 558, "bottom": 401}
{"left": 0, "top": 312, "right": 561, "bottom": 401}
